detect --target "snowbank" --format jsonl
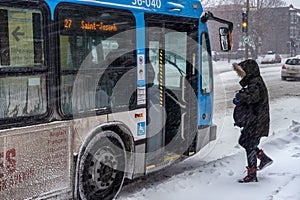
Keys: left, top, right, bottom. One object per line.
{"left": 118, "top": 97, "right": 300, "bottom": 200}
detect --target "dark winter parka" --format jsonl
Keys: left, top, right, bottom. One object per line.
{"left": 233, "top": 59, "right": 270, "bottom": 138}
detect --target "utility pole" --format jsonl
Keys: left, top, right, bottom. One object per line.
{"left": 245, "top": 0, "right": 250, "bottom": 60}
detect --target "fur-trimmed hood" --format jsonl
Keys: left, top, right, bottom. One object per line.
{"left": 232, "top": 63, "right": 246, "bottom": 78}
{"left": 233, "top": 59, "right": 261, "bottom": 87}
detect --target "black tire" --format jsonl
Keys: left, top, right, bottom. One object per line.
{"left": 281, "top": 76, "right": 286, "bottom": 81}
{"left": 78, "top": 131, "right": 126, "bottom": 200}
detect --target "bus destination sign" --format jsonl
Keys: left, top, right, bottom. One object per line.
{"left": 63, "top": 19, "right": 118, "bottom": 32}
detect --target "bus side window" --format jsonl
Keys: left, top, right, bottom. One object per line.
{"left": 200, "top": 32, "right": 213, "bottom": 95}
{"left": 0, "top": 77, "right": 47, "bottom": 119}
{"left": 0, "top": 8, "right": 45, "bottom": 68}
{"left": 58, "top": 5, "right": 136, "bottom": 115}
{"left": 0, "top": 7, "right": 47, "bottom": 121}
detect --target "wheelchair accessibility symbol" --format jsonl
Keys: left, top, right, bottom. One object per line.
{"left": 137, "top": 122, "right": 146, "bottom": 136}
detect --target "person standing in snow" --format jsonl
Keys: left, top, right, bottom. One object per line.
{"left": 232, "top": 59, "right": 273, "bottom": 183}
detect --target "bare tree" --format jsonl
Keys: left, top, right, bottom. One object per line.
{"left": 255, "top": 0, "right": 286, "bottom": 8}
{"left": 206, "top": 0, "right": 287, "bottom": 58}
{"left": 205, "top": 0, "right": 286, "bottom": 8}
{"left": 250, "top": 0, "right": 287, "bottom": 57}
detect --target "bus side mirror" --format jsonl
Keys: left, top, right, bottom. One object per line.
{"left": 219, "top": 27, "right": 232, "bottom": 52}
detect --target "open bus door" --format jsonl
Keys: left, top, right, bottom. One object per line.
{"left": 145, "top": 15, "right": 199, "bottom": 170}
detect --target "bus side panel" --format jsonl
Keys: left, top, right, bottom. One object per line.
{"left": 108, "top": 108, "right": 147, "bottom": 176}
{"left": 72, "top": 115, "right": 108, "bottom": 154}
{"left": 0, "top": 122, "right": 73, "bottom": 199}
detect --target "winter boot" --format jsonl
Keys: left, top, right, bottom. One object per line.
{"left": 238, "top": 167, "right": 258, "bottom": 183}
{"left": 257, "top": 149, "right": 273, "bottom": 170}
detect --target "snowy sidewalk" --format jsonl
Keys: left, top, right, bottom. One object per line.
{"left": 118, "top": 97, "right": 300, "bottom": 200}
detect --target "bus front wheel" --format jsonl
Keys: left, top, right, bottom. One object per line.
{"left": 78, "top": 131, "right": 126, "bottom": 200}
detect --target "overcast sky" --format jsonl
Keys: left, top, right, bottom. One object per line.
{"left": 284, "top": 0, "right": 300, "bottom": 8}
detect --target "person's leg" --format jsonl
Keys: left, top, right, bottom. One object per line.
{"left": 239, "top": 133, "right": 260, "bottom": 167}
{"left": 246, "top": 147, "right": 258, "bottom": 169}
{"left": 238, "top": 133, "right": 259, "bottom": 182}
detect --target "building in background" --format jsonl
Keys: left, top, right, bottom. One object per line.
{"left": 207, "top": 4, "right": 300, "bottom": 59}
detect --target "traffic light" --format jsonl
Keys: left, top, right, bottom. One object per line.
{"left": 242, "top": 12, "right": 248, "bottom": 33}
{"left": 291, "top": 39, "right": 296, "bottom": 47}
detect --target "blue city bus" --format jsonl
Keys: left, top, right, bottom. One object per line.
{"left": 0, "top": 0, "right": 232, "bottom": 199}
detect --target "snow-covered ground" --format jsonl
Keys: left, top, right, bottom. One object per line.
{"left": 117, "top": 60, "right": 300, "bottom": 200}
{"left": 119, "top": 97, "right": 300, "bottom": 200}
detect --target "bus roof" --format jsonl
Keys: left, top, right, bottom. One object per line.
{"left": 43, "top": 0, "right": 204, "bottom": 19}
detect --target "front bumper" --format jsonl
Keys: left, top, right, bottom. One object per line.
{"left": 195, "top": 124, "right": 217, "bottom": 152}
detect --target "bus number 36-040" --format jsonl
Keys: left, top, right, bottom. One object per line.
{"left": 132, "top": 0, "right": 162, "bottom": 9}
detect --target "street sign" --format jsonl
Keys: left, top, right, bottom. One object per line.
{"left": 243, "top": 36, "right": 251, "bottom": 45}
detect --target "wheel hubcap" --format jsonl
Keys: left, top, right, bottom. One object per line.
{"left": 88, "top": 148, "right": 118, "bottom": 190}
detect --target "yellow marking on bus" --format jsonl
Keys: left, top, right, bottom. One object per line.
{"left": 189, "top": 152, "right": 195, "bottom": 156}
{"left": 164, "top": 154, "right": 180, "bottom": 162}
{"left": 146, "top": 165, "right": 156, "bottom": 170}
{"left": 158, "top": 50, "right": 164, "bottom": 106}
